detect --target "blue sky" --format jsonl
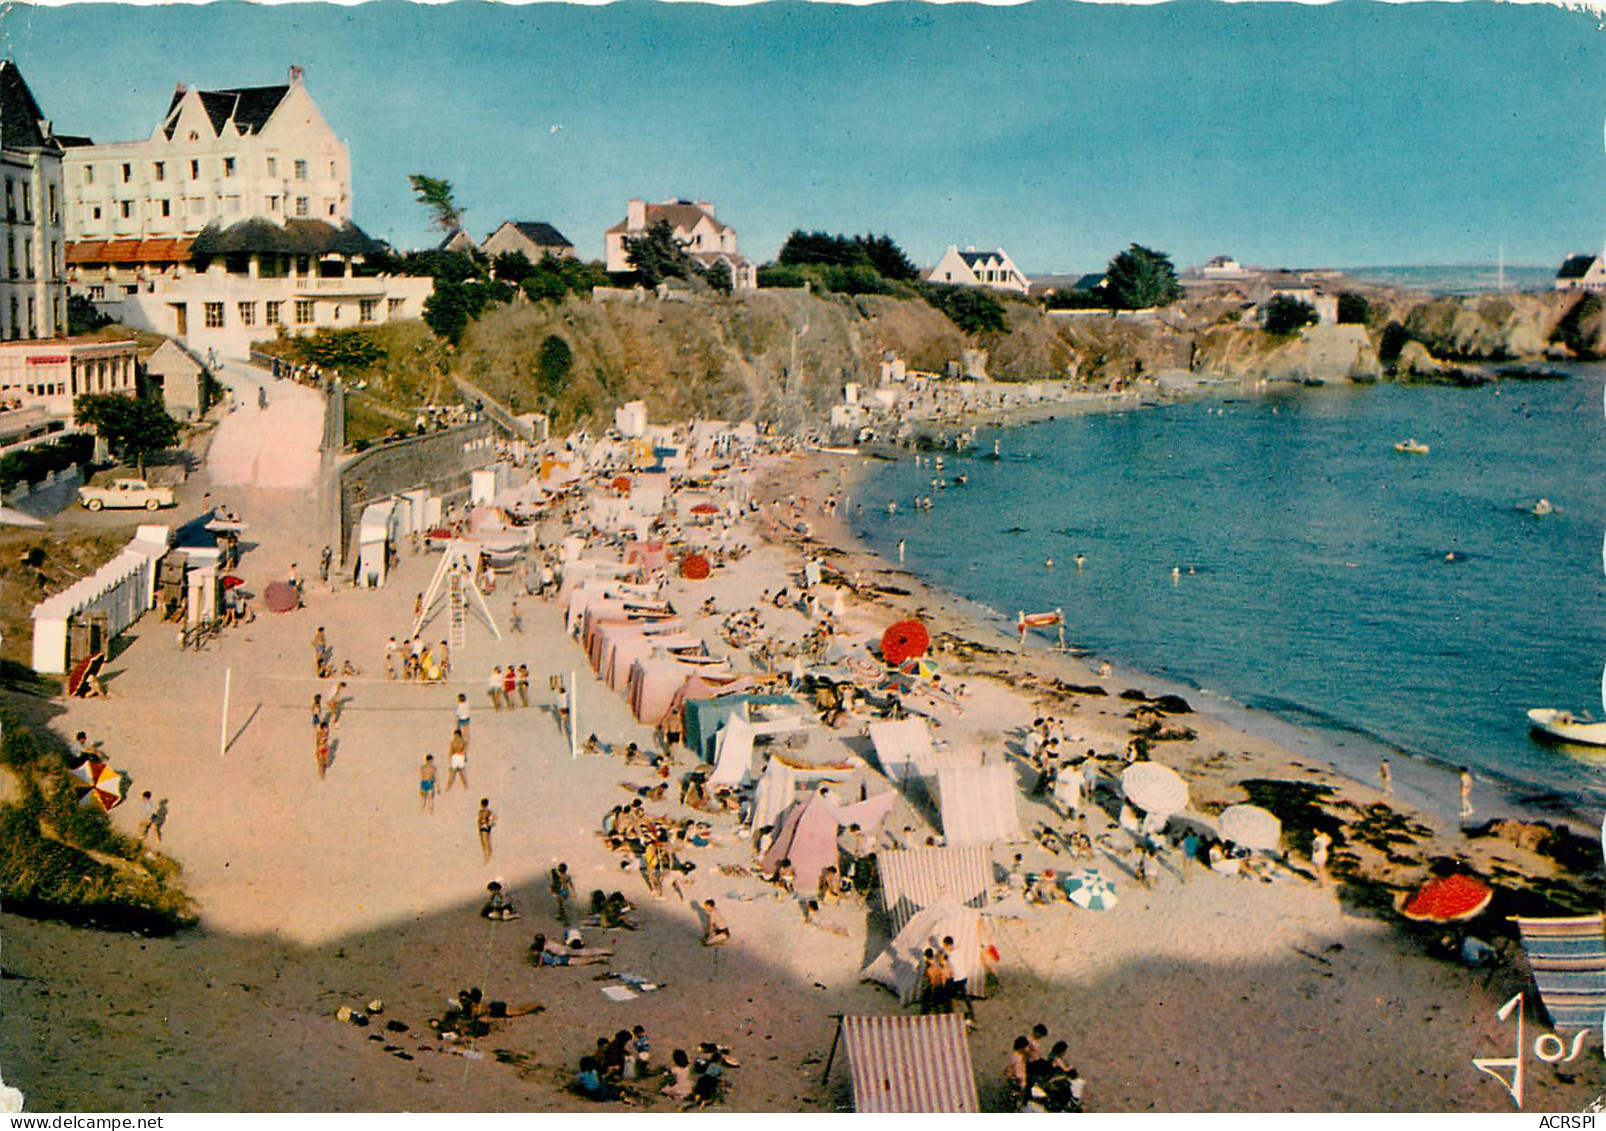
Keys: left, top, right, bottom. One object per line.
{"left": 4, "top": 1, "right": 1602, "bottom": 274}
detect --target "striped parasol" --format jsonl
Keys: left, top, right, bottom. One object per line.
{"left": 1121, "top": 761, "right": 1189, "bottom": 817}
{"left": 1219, "top": 804, "right": 1282, "bottom": 851}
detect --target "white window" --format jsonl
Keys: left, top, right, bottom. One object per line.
{"left": 265, "top": 301, "right": 282, "bottom": 326}
{"left": 295, "top": 197, "right": 309, "bottom": 218}
{"left": 293, "top": 159, "right": 307, "bottom": 180}
{"left": 294, "top": 299, "right": 314, "bottom": 325}
{"left": 204, "top": 302, "right": 224, "bottom": 328}
{"left": 238, "top": 302, "right": 256, "bottom": 327}
{"left": 359, "top": 298, "right": 377, "bottom": 323}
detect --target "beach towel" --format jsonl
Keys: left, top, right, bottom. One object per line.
{"left": 1514, "top": 914, "right": 1606, "bottom": 1029}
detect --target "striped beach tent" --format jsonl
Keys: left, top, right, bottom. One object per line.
{"left": 935, "top": 764, "right": 1023, "bottom": 848}
{"left": 877, "top": 846, "right": 992, "bottom": 936}
{"left": 841, "top": 1014, "right": 979, "bottom": 1113}
{"left": 1513, "top": 914, "right": 1606, "bottom": 1029}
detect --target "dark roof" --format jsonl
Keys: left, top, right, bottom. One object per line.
{"left": 0, "top": 60, "right": 60, "bottom": 155}
{"left": 1073, "top": 272, "right": 1107, "bottom": 291}
{"left": 499, "top": 220, "right": 573, "bottom": 249}
{"left": 55, "top": 134, "right": 95, "bottom": 148}
{"left": 191, "top": 218, "right": 381, "bottom": 258}
{"left": 435, "top": 228, "right": 476, "bottom": 253}
{"left": 1557, "top": 254, "right": 1599, "bottom": 280}
{"left": 164, "top": 84, "right": 290, "bottom": 140}
{"left": 958, "top": 249, "right": 1006, "bottom": 267}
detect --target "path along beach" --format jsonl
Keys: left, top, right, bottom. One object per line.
{"left": 1, "top": 393, "right": 1601, "bottom": 1112}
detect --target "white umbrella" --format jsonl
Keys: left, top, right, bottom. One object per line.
{"left": 1219, "top": 804, "right": 1282, "bottom": 851}
{"left": 1120, "top": 762, "right": 1189, "bottom": 816}
{"left": 0, "top": 505, "right": 43, "bottom": 528}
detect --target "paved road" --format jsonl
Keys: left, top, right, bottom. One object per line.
{"left": 207, "top": 361, "right": 325, "bottom": 490}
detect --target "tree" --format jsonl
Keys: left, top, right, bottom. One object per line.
{"left": 492, "top": 251, "right": 535, "bottom": 286}
{"left": 624, "top": 220, "right": 692, "bottom": 287}
{"left": 858, "top": 233, "right": 918, "bottom": 282}
{"left": 922, "top": 284, "right": 1007, "bottom": 335}
{"left": 67, "top": 295, "right": 110, "bottom": 337}
{"left": 1336, "top": 292, "right": 1371, "bottom": 326}
{"left": 409, "top": 174, "right": 463, "bottom": 234}
{"left": 538, "top": 334, "right": 574, "bottom": 398}
{"left": 704, "top": 259, "right": 733, "bottom": 295}
{"left": 74, "top": 393, "right": 179, "bottom": 478}
{"left": 521, "top": 255, "right": 608, "bottom": 304}
{"left": 1104, "top": 244, "right": 1183, "bottom": 310}
{"left": 1263, "top": 295, "right": 1319, "bottom": 336}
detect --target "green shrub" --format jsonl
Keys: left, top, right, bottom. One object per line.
{"left": 1263, "top": 295, "right": 1319, "bottom": 337}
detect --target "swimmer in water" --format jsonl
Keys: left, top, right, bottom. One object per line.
{"left": 1171, "top": 566, "right": 1181, "bottom": 582}
{"left": 1045, "top": 557, "right": 1054, "bottom": 569}
{"left": 887, "top": 501, "right": 897, "bottom": 516}
{"left": 1075, "top": 554, "right": 1086, "bottom": 571}
{"left": 1445, "top": 551, "right": 1456, "bottom": 562}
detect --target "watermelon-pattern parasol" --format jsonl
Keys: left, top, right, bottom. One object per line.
{"left": 1401, "top": 873, "right": 1493, "bottom": 922}
{"left": 880, "top": 619, "right": 931, "bottom": 666}
{"left": 680, "top": 553, "right": 711, "bottom": 581}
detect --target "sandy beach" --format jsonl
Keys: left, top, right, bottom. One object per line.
{"left": 2, "top": 427, "right": 1602, "bottom": 1113}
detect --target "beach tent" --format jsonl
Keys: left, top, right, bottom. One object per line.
{"left": 709, "top": 713, "right": 756, "bottom": 787}
{"left": 628, "top": 655, "right": 731, "bottom": 727}
{"left": 750, "top": 759, "right": 802, "bottom": 835}
{"left": 762, "top": 790, "right": 843, "bottom": 895}
{"left": 863, "top": 899, "right": 995, "bottom": 1005}
{"left": 869, "top": 718, "right": 933, "bottom": 785}
{"left": 1513, "top": 915, "right": 1606, "bottom": 1029}
{"left": 685, "top": 693, "right": 794, "bottom": 763}
{"left": 935, "top": 764, "right": 1022, "bottom": 848}
{"left": 840, "top": 1014, "right": 979, "bottom": 1114}
{"left": 877, "top": 846, "right": 992, "bottom": 936}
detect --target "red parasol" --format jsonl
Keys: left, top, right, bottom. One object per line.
{"left": 689, "top": 502, "right": 720, "bottom": 516}
{"left": 680, "top": 553, "right": 711, "bottom": 581}
{"left": 612, "top": 476, "right": 632, "bottom": 494}
{"left": 1401, "top": 873, "right": 1493, "bottom": 922}
{"left": 880, "top": 619, "right": 931, "bottom": 666}
{"left": 263, "top": 580, "right": 300, "bottom": 613}
{"left": 426, "top": 527, "right": 454, "bottom": 541}
{"left": 70, "top": 759, "right": 124, "bottom": 811}
{"left": 222, "top": 575, "right": 245, "bottom": 590}
{"left": 65, "top": 651, "right": 105, "bottom": 698}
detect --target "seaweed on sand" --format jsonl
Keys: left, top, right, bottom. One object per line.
{"left": 1238, "top": 778, "right": 1349, "bottom": 857}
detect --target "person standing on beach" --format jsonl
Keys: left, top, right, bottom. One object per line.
{"left": 455, "top": 694, "right": 472, "bottom": 742}
{"left": 509, "top": 598, "right": 524, "bottom": 634}
{"left": 1380, "top": 758, "right": 1393, "bottom": 797}
{"left": 1311, "top": 830, "right": 1331, "bottom": 883}
{"left": 517, "top": 664, "right": 531, "bottom": 709}
{"left": 311, "top": 627, "right": 327, "bottom": 676}
{"left": 1459, "top": 767, "right": 1475, "bottom": 820}
{"left": 477, "top": 798, "right": 497, "bottom": 863}
{"left": 314, "top": 721, "right": 331, "bottom": 780}
{"left": 503, "top": 665, "right": 518, "bottom": 710}
{"left": 138, "top": 790, "right": 158, "bottom": 841}
{"left": 419, "top": 755, "right": 437, "bottom": 814}
{"left": 446, "top": 729, "right": 469, "bottom": 791}
{"left": 550, "top": 862, "right": 574, "bottom": 923}
{"left": 330, "top": 681, "right": 348, "bottom": 726}
{"left": 489, "top": 667, "right": 505, "bottom": 712}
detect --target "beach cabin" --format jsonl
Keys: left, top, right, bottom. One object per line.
{"left": 355, "top": 499, "right": 404, "bottom": 588}
{"left": 31, "top": 525, "right": 171, "bottom": 674}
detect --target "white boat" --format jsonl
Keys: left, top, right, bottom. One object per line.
{"left": 1394, "top": 439, "right": 1430, "bottom": 455}
{"left": 1527, "top": 708, "right": 1606, "bottom": 747}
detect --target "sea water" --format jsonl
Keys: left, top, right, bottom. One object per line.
{"left": 852, "top": 366, "right": 1606, "bottom": 816}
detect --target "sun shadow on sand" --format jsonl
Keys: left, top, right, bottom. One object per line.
{"left": 7, "top": 872, "right": 1601, "bottom": 1114}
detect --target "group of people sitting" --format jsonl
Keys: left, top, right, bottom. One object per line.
{"left": 1005, "top": 1024, "right": 1086, "bottom": 1113}
{"left": 573, "top": 1035, "right": 738, "bottom": 1106}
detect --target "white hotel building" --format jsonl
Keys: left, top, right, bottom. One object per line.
{"left": 61, "top": 67, "right": 428, "bottom": 358}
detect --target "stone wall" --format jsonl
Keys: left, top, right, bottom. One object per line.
{"left": 334, "top": 422, "right": 496, "bottom": 563}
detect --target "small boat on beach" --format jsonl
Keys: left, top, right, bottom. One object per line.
{"left": 1394, "top": 439, "right": 1430, "bottom": 455}
{"left": 1527, "top": 708, "right": 1606, "bottom": 747}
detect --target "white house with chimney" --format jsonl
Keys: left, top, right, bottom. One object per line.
{"left": 604, "top": 198, "right": 755, "bottom": 291}
{"left": 925, "top": 246, "right": 1029, "bottom": 294}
